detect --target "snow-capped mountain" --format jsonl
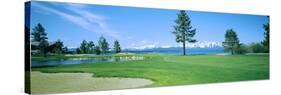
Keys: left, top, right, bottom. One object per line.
{"left": 124, "top": 41, "right": 222, "bottom": 50}
{"left": 186, "top": 41, "right": 222, "bottom": 48}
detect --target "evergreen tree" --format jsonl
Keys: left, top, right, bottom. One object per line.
{"left": 38, "top": 40, "right": 49, "bottom": 57}
{"left": 52, "top": 40, "right": 64, "bottom": 54}
{"left": 31, "top": 23, "right": 47, "bottom": 42}
{"left": 113, "top": 40, "right": 121, "bottom": 53}
{"left": 62, "top": 46, "right": 68, "bottom": 54}
{"left": 94, "top": 46, "right": 101, "bottom": 55}
{"left": 98, "top": 36, "right": 109, "bottom": 54}
{"left": 76, "top": 48, "right": 81, "bottom": 54}
{"left": 222, "top": 29, "right": 240, "bottom": 55}
{"left": 262, "top": 23, "right": 269, "bottom": 53}
{"left": 80, "top": 40, "right": 88, "bottom": 54}
{"left": 88, "top": 41, "right": 95, "bottom": 53}
{"left": 32, "top": 23, "right": 48, "bottom": 56}
{"left": 172, "top": 10, "right": 196, "bottom": 55}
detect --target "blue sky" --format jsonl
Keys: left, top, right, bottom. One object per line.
{"left": 29, "top": 1, "right": 269, "bottom": 49}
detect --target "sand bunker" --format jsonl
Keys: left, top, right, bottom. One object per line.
{"left": 30, "top": 71, "right": 153, "bottom": 94}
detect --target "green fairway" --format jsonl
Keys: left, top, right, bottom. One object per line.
{"left": 32, "top": 54, "right": 269, "bottom": 87}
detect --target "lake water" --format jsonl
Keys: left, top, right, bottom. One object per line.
{"left": 32, "top": 48, "right": 228, "bottom": 67}
{"left": 123, "top": 47, "right": 228, "bottom": 55}
{"left": 32, "top": 56, "right": 144, "bottom": 67}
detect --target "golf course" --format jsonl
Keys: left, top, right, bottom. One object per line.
{"left": 30, "top": 54, "right": 269, "bottom": 93}
{"left": 26, "top": 1, "right": 270, "bottom": 94}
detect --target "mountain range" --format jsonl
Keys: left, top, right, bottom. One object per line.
{"left": 124, "top": 41, "right": 223, "bottom": 50}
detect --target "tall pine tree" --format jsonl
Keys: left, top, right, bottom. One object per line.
{"left": 222, "top": 29, "right": 240, "bottom": 55}
{"left": 80, "top": 40, "right": 88, "bottom": 54}
{"left": 31, "top": 23, "right": 47, "bottom": 42}
{"left": 88, "top": 41, "right": 95, "bottom": 54}
{"left": 98, "top": 36, "right": 109, "bottom": 54}
{"left": 262, "top": 23, "right": 269, "bottom": 53}
{"left": 172, "top": 10, "right": 196, "bottom": 55}
{"left": 32, "top": 23, "right": 49, "bottom": 57}
{"left": 114, "top": 40, "right": 121, "bottom": 53}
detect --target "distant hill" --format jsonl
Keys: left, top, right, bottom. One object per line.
{"left": 66, "top": 41, "right": 225, "bottom": 55}
{"left": 124, "top": 41, "right": 223, "bottom": 51}
{"left": 123, "top": 47, "right": 225, "bottom": 55}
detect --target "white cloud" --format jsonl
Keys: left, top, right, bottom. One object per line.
{"left": 32, "top": 2, "right": 119, "bottom": 38}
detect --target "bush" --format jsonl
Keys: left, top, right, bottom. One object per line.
{"left": 249, "top": 43, "right": 265, "bottom": 53}
{"left": 235, "top": 43, "right": 249, "bottom": 54}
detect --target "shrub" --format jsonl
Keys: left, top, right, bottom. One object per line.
{"left": 249, "top": 43, "right": 265, "bottom": 53}
{"left": 235, "top": 43, "right": 249, "bottom": 54}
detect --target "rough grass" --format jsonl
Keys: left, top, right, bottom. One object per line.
{"left": 32, "top": 54, "right": 269, "bottom": 87}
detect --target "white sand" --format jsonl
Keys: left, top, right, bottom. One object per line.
{"left": 30, "top": 71, "right": 153, "bottom": 94}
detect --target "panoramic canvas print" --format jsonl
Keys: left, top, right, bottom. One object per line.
{"left": 25, "top": 1, "right": 270, "bottom": 94}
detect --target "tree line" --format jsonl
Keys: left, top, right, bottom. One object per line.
{"left": 31, "top": 23, "right": 68, "bottom": 57}
{"left": 172, "top": 10, "right": 269, "bottom": 55}
{"left": 222, "top": 23, "right": 269, "bottom": 54}
{"left": 75, "top": 37, "right": 121, "bottom": 55}
{"left": 31, "top": 23, "right": 122, "bottom": 57}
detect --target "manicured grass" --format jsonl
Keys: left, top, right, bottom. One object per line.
{"left": 32, "top": 54, "right": 269, "bottom": 86}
